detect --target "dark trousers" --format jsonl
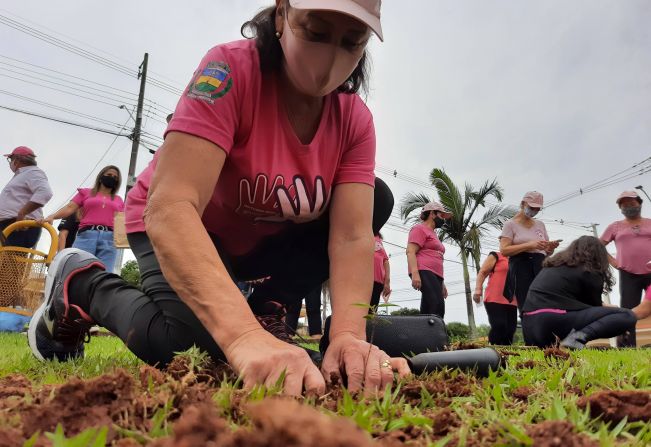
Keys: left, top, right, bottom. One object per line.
{"left": 418, "top": 270, "right": 445, "bottom": 318}
{"left": 0, "top": 219, "right": 42, "bottom": 249}
{"left": 504, "top": 252, "right": 545, "bottom": 313}
{"left": 285, "top": 286, "right": 323, "bottom": 336}
{"left": 522, "top": 307, "right": 637, "bottom": 348}
{"left": 69, "top": 178, "right": 394, "bottom": 367}
{"left": 484, "top": 302, "right": 518, "bottom": 345}
{"left": 617, "top": 270, "right": 651, "bottom": 347}
{"left": 370, "top": 281, "right": 384, "bottom": 310}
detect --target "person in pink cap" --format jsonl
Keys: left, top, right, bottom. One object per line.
{"left": 406, "top": 201, "right": 452, "bottom": 318}
{"left": 500, "top": 191, "right": 560, "bottom": 313}
{"left": 29, "top": 0, "right": 410, "bottom": 396}
{"left": 600, "top": 190, "right": 651, "bottom": 347}
{"left": 0, "top": 146, "right": 53, "bottom": 248}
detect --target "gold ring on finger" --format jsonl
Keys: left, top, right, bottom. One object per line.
{"left": 381, "top": 359, "right": 392, "bottom": 369}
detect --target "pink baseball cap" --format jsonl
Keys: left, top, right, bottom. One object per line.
{"left": 289, "top": 0, "right": 383, "bottom": 41}
{"left": 616, "top": 190, "right": 642, "bottom": 205}
{"left": 423, "top": 201, "right": 453, "bottom": 218}
{"left": 4, "top": 146, "right": 36, "bottom": 158}
{"left": 522, "top": 191, "right": 544, "bottom": 208}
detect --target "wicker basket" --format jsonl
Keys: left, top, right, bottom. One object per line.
{"left": 0, "top": 221, "right": 57, "bottom": 320}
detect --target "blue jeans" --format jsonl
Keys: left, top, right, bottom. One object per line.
{"left": 72, "top": 230, "right": 117, "bottom": 273}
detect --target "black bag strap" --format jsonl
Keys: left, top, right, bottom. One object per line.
{"left": 488, "top": 251, "right": 499, "bottom": 274}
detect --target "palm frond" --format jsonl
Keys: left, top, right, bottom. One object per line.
{"left": 477, "top": 205, "right": 518, "bottom": 231}
{"left": 399, "top": 192, "right": 432, "bottom": 224}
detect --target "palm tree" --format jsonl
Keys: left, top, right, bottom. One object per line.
{"left": 400, "top": 168, "right": 517, "bottom": 336}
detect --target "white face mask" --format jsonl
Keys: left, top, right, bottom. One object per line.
{"left": 279, "top": 15, "right": 364, "bottom": 97}
{"left": 524, "top": 206, "right": 539, "bottom": 218}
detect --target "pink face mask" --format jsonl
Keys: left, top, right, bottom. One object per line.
{"left": 279, "top": 16, "right": 364, "bottom": 97}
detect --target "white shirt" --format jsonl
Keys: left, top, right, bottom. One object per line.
{"left": 0, "top": 166, "right": 53, "bottom": 220}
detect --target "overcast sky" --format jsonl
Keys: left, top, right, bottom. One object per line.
{"left": 1, "top": 1, "right": 650, "bottom": 325}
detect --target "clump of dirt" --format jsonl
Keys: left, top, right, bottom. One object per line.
{"left": 20, "top": 369, "right": 136, "bottom": 441}
{"left": 514, "top": 359, "right": 540, "bottom": 369}
{"left": 165, "top": 355, "right": 236, "bottom": 385}
{"left": 139, "top": 364, "right": 167, "bottom": 388}
{"left": 317, "top": 373, "right": 347, "bottom": 412}
{"left": 399, "top": 372, "right": 476, "bottom": 406}
{"left": 429, "top": 407, "right": 461, "bottom": 437}
{"left": 154, "top": 398, "right": 375, "bottom": 447}
{"left": 578, "top": 390, "right": 651, "bottom": 423}
{"left": 449, "top": 341, "right": 483, "bottom": 351}
{"left": 0, "top": 374, "right": 31, "bottom": 399}
{"left": 374, "top": 426, "right": 426, "bottom": 446}
{"left": 525, "top": 421, "right": 598, "bottom": 446}
{"left": 149, "top": 403, "right": 232, "bottom": 447}
{"left": 0, "top": 427, "right": 23, "bottom": 447}
{"left": 544, "top": 348, "right": 571, "bottom": 360}
{"left": 511, "top": 385, "right": 535, "bottom": 402}
{"left": 458, "top": 425, "right": 504, "bottom": 446}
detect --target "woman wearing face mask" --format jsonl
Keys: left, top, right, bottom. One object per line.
{"left": 29, "top": 0, "right": 410, "bottom": 397}
{"left": 500, "top": 191, "right": 559, "bottom": 313}
{"left": 600, "top": 191, "right": 651, "bottom": 347}
{"left": 42, "top": 166, "right": 123, "bottom": 272}
{"left": 406, "top": 202, "right": 452, "bottom": 318}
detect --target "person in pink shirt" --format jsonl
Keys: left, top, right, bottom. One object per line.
{"left": 500, "top": 191, "right": 560, "bottom": 313}
{"left": 406, "top": 201, "right": 451, "bottom": 318}
{"left": 601, "top": 190, "right": 651, "bottom": 347}
{"left": 473, "top": 252, "right": 518, "bottom": 345}
{"left": 371, "top": 232, "right": 391, "bottom": 310}
{"left": 29, "top": 0, "right": 410, "bottom": 397}
{"left": 43, "top": 166, "right": 123, "bottom": 272}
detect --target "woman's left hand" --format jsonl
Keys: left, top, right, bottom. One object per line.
{"left": 443, "top": 283, "right": 449, "bottom": 299}
{"left": 321, "top": 332, "right": 411, "bottom": 396}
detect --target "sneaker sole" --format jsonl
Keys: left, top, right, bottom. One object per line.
{"left": 27, "top": 248, "right": 88, "bottom": 361}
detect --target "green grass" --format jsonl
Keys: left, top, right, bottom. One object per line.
{"left": 0, "top": 332, "right": 142, "bottom": 383}
{"left": 1, "top": 333, "right": 651, "bottom": 445}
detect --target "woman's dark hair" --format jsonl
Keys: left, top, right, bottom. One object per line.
{"left": 543, "top": 236, "right": 614, "bottom": 292}
{"left": 92, "top": 165, "right": 122, "bottom": 199}
{"left": 241, "top": 2, "right": 371, "bottom": 95}
{"left": 419, "top": 210, "right": 432, "bottom": 221}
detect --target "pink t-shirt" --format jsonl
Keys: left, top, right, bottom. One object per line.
{"left": 71, "top": 188, "right": 124, "bottom": 228}
{"left": 500, "top": 219, "right": 549, "bottom": 255}
{"left": 408, "top": 223, "right": 445, "bottom": 278}
{"left": 373, "top": 236, "right": 388, "bottom": 284}
{"left": 601, "top": 219, "right": 651, "bottom": 275}
{"left": 125, "top": 39, "right": 376, "bottom": 256}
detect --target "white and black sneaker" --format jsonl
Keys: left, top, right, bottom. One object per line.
{"left": 28, "top": 248, "right": 105, "bottom": 361}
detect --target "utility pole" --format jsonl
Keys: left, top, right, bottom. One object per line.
{"left": 127, "top": 53, "right": 148, "bottom": 192}
{"left": 115, "top": 53, "right": 148, "bottom": 273}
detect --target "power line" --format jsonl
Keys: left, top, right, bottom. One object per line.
{"left": 0, "top": 13, "right": 183, "bottom": 96}
{"left": 0, "top": 89, "right": 128, "bottom": 129}
{"left": 0, "top": 104, "right": 130, "bottom": 137}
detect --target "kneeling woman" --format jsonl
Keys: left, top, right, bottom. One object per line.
{"left": 28, "top": 0, "right": 409, "bottom": 397}
{"left": 522, "top": 236, "right": 637, "bottom": 349}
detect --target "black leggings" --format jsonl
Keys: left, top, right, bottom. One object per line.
{"left": 618, "top": 270, "right": 651, "bottom": 347}
{"left": 418, "top": 270, "right": 445, "bottom": 318}
{"left": 285, "top": 286, "right": 323, "bottom": 336}
{"left": 522, "top": 307, "right": 637, "bottom": 348}
{"left": 69, "top": 178, "right": 393, "bottom": 367}
{"left": 503, "top": 252, "right": 545, "bottom": 313}
{"left": 484, "top": 302, "right": 518, "bottom": 345}
{"left": 370, "top": 282, "right": 384, "bottom": 309}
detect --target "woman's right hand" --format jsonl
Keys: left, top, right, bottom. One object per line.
{"left": 38, "top": 216, "right": 54, "bottom": 225}
{"left": 223, "top": 328, "right": 325, "bottom": 397}
{"left": 472, "top": 291, "right": 482, "bottom": 304}
{"left": 528, "top": 240, "right": 547, "bottom": 251}
{"left": 411, "top": 273, "right": 422, "bottom": 291}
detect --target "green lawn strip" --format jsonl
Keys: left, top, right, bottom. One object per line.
{"left": 1, "top": 333, "right": 650, "bottom": 445}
